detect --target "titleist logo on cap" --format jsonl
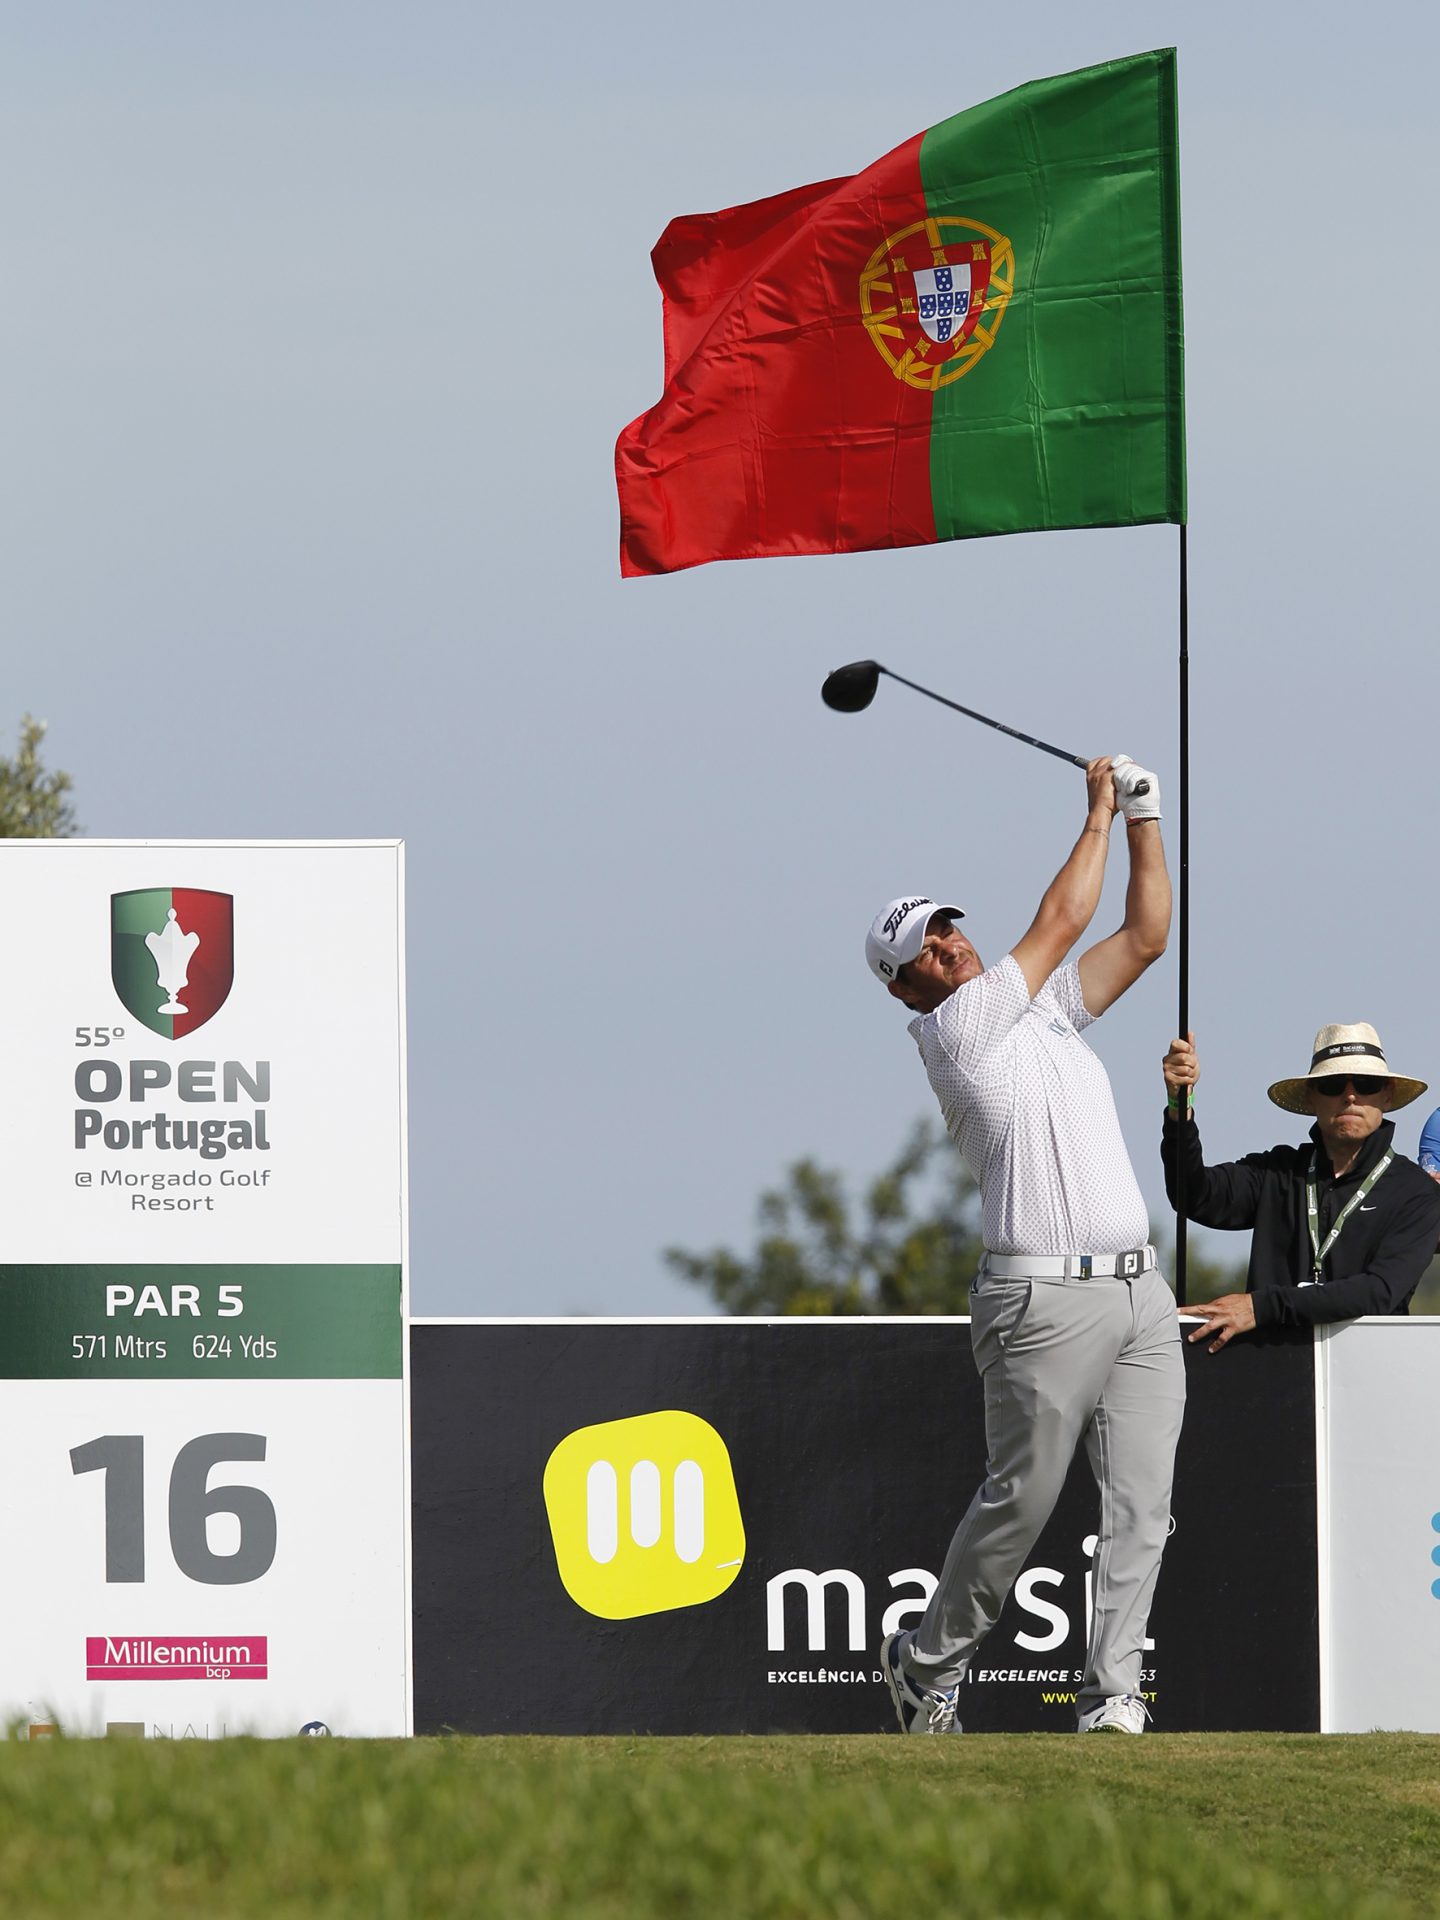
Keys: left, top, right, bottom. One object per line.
{"left": 882, "top": 898, "right": 928, "bottom": 942}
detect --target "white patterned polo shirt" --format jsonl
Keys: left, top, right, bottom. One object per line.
{"left": 907, "top": 953, "right": 1149, "bottom": 1255}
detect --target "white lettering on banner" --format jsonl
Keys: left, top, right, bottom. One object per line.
{"left": 1013, "top": 1535, "right": 1156, "bottom": 1656}
{"left": 765, "top": 1539, "right": 1157, "bottom": 1656}
{"left": 104, "top": 1285, "right": 201, "bottom": 1319}
{"left": 975, "top": 1669, "right": 1082, "bottom": 1682}
{"left": 766, "top": 1670, "right": 878, "bottom": 1685}
{"left": 1013, "top": 1568, "right": 1068, "bottom": 1651}
{"left": 766, "top": 1569, "right": 866, "bottom": 1651}
{"left": 880, "top": 1567, "right": 937, "bottom": 1638}
{"left": 102, "top": 1638, "right": 255, "bottom": 1667}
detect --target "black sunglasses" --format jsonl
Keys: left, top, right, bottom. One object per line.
{"left": 1315, "top": 1075, "right": 1386, "bottom": 1098}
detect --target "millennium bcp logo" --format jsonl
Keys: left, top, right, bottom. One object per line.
{"left": 111, "top": 889, "right": 234, "bottom": 1040}
{"left": 543, "top": 1411, "right": 746, "bottom": 1621}
{"left": 860, "top": 216, "right": 1015, "bottom": 390}
{"left": 86, "top": 1635, "right": 267, "bottom": 1681}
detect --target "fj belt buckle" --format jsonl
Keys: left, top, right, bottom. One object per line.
{"left": 1117, "top": 1249, "right": 1143, "bottom": 1279}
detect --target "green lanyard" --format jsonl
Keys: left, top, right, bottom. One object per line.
{"left": 1305, "top": 1147, "right": 1393, "bottom": 1282}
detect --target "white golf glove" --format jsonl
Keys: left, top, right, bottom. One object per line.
{"left": 1111, "top": 754, "right": 1162, "bottom": 823}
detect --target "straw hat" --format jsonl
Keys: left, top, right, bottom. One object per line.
{"left": 1267, "top": 1022, "right": 1427, "bottom": 1114}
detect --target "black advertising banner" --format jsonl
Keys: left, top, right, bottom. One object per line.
{"left": 412, "top": 1322, "right": 1318, "bottom": 1734}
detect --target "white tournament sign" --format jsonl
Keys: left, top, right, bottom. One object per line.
{"left": 0, "top": 841, "right": 408, "bottom": 1738}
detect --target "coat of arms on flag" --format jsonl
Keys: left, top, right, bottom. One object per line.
{"left": 913, "top": 264, "right": 972, "bottom": 343}
{"left": 858, "top": 219, "right": 1010, "bottom": 391}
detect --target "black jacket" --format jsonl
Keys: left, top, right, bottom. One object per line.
{"left": 1160, "top": 1113, "right": 1440, "bottom": 1327}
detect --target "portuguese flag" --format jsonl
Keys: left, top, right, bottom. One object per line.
{"left": 616, "top": 50, "right": 1184, "bottom": 577}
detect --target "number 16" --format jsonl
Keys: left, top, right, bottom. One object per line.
{"left": 70, "top": 1434, "right": 277, "bottom": 1585}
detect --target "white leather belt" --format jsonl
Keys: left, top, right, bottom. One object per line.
{"left": 981, "top": 1245, "right": 1156, "bottom": 1281}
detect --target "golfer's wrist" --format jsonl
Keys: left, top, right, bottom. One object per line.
{"left": 1165, "top": 1088, "right": 1194, "bottom": 1119}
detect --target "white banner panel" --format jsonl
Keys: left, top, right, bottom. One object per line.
{"left": 0, "top": 842, "right": 408, "bottom": 1738}
{"left": 1320, "top": 1319, "right": 1440, "bottom": 1732}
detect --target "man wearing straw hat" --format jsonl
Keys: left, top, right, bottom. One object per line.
{"left": 1161, "top": 1023, "right": 1440, "bottom": 1352}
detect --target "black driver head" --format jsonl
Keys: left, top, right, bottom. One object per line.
{"left": 820, "top": 659, "right": 882, "bottom": 713}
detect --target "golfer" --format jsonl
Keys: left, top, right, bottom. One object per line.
{"left": 870, "top": 754, "right": 1183, "bottom": 1737}
{"left": 1162, "top": 1024, "right": 1440, "bottom": 1349}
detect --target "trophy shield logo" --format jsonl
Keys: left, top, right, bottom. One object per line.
{"left": 111, "top": 889, "right": 235, "bottom": 1040}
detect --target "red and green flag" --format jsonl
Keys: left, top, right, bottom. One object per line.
{"left": 616, "top": 49, "right": 1184, "bottom": 577}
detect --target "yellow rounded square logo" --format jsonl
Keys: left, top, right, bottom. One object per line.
{"left": 543, "top": 1410, "right": 746, "bottom": 1620}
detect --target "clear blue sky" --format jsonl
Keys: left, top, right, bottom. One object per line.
{"left": 5, "top": 1, "right": 1437, "bottom": 1312}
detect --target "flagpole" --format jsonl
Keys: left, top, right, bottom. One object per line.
{"left": 1175, "top": 521, "right": 1190, "bottom": 1305}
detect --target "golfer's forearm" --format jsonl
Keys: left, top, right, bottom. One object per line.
{"left": 1039, "top": 810, "right": 1113, "bottom": 940}
{"left": 1013, "top": 807, "right": 1115, "bottom": 991}
{"left": 1119, "top": 820, "right": 1171, "bottom": 958}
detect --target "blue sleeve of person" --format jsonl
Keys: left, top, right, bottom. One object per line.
{"left": 1419, "top": 1106, "right": 1440, "bottom": 1176}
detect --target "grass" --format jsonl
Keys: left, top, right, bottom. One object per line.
{"left": 1, "top": 1733, "right": 1438, "bottom": 1918}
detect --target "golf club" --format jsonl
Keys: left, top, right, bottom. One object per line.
{"left": 820, "top": 659, "right": 1148, "bottom": 793}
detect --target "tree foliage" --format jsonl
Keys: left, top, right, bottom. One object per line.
{"left": 0, "top": 717, "right": 77, "bottom": 838}
{"left": 666, "top": 1119, "right": 1247, "bottom": 1316}
{"left": 666, "top": 1120, "right": 981, "bottom": 1315}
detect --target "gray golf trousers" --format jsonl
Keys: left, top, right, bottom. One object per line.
{"left": 904, "top": 1262, "right": 1186, "bottom": 1715}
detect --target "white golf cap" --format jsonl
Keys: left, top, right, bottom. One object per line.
{"left": 865, "top": 896, "right": 965, "bottom": 985}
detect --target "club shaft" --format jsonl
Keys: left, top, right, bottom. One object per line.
{"left": 879, "top": 667, "right": 1088, "bottom": 768}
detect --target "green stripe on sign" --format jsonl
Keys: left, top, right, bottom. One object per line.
{"left": 0, "top": 1266, "right": 402, "bottom": 1379}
